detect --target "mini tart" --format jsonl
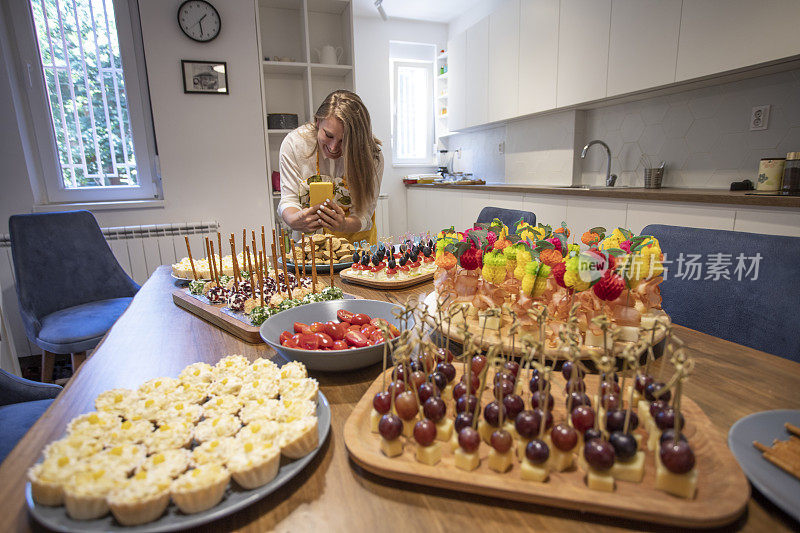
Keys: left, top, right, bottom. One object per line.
{"left": 191, "top": 437, "right": 240, "bottom": 467}
{"left": 279, "top": 416, "right": 318, "bottom": 459}
{"left": 179, "top": 362, "right": 215, "bottom": 385}
{"left": 43, "top": 434, "right": 104, "bottom": 461}
{"left": 213, "top": 354, "right": 251, "bottom": 378}
{"left": 227, "top": 439, "right": 280, "bottom": 489}
{"left": 208, "top": 375, "right": 243, "bottom": 396}
{"left": 194, "top": 414, "right": 242, "bottom": 443}
{"left": 27, "top": 454, "right": 86, "bottom": 506}
{"left": 238, "top": 377, "right": 280, "bottom": 402}
{"left": 63, "top": 468, "right": 127, "bottom": 520}
{"left": 202, "top": 394, "right": 244, "bottom": 418}
{"left": 138, "top": 448, "right": 192, "bottom": 480}
{"left": 106, "top": 419, "right": 155, "bottom": 447}
{"left": 138, "top": 377, "right": 179, "bottom": 397}
{"left": 143, "top": 421, "right": 194, "bottom": 454}
{"left": 124, "top": 397, "right": 168, "bottom": 423}
{"left": 94, "top": 388, "right": 139, "bottom": 416}
{"left": 235, "top": 418, "right": 282, "bottom": 443}
{"left": 170, "top": 381, "right": 209, "bottom": 405}
{"left": 170, "top": 464, "right": 230, "bottom": 514}
{"left": 107, "top": 471, "right": 172, "bottom": 526}
{"left": 279, "top": 361, "right": 308, "bottom": 380}
{"left": 96, "top": 443, "right": 147, "bottom": 475}
{"left": 155, "top": 402, "right": 204, "bottom": 426}
{"left": 66, "top": 411, "right": 122, "bottom": 440}
{"left": 239, "top": 398, "right": 283, "bottom": 424}
{"left": 279, "top": 399, "right": 316, "bottom": 422}
{"left": 249, "top": 358, "right": 280, "bottom": 381}
{"left": 279, "top": 378, "right": 319, "bottom": 403}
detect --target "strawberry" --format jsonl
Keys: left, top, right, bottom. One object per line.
{"left": 593, "top": 270, "right": 624, "bottom": 301}
{"left": 551, "top": 261, "right": 567, "bottom": 288}
{"left": 459, "top": 247, "right": 483, "bottom": 270}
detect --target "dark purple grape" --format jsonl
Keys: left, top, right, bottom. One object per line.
{"left": 456, "top": 394, "right": 479, "bottom": 415}
{"left": 395, "top": 391, "right": 418, "bottom": 420}
{"left": 378, "top": 413, "right": 402, "bottom": 440}
{"left": 423, "top": 396, "right": 446, "bottom": 422}
{"left": 483, "top": 401, "right": 505, "bottom": 427}
{"left": 565, "top": 391, "right": 591, "bottom": 408}
{"left": 645, "top": 381, "right": 671, "bottom": 403}
{"left": 458, "top": 426, "right": 480, "bottom": 453}
{"left": 601, "top": 371, "right": 619, "bottom": 383}
{"left": 493, "top": 379, "right": 515, "bottom": 399}
{"left": 417, "top": 382, "right": 438, "bottom": 404}
{"left": 654, "top": 408, "right": 685, "bottom": 431}
{"left": 373, "top": 391, "right": 391, "bottom": 414}
{"left": 533, "top": 408, "right": 554, "bottom": 431}
{"left": 436, "top": 362, "right": 456, "bottom": 383}
{"left": 605, "top": 409, "right": 639, "bottom": 432}
{"left": 565, "top": 378, "right": 586, "bottom": 393}
{"left": 409, "top": 359, "right": 422, "bottom": 373}
{"left": 659, "top": 428, "right": 688, "bottom": 446}
{"left": 600, "top": 381, "right": 621, "bottom": 396}
{"left": 514, "top": 410, "right": 541, "bottom": 439}
{"left": 490, "top": 429, "right": 513, "bottom": 453}
{"left": 410, "top": 371, "right": 427, "bottom": 389}
{"left": 660, "top": 440, "right": 695, "bottom": 474}
{"left": 551, "top": 423, "right": 578, "bottom": 452}
{"left": 454, "top": 412, "right": 474, "bottom": 433}
{"left": 471, "top": 355, "right": 487, "bottom": 374}
{"left": 414, "top": 419, "right": 436, "bottom": 446}
{"left": 452, "top": 381, "right": 467, "bottom": 400}
{"left": 525, "top": 439, "right": 550, "bottom": 464}
{"left": 609, "top": 431, "right": 638, "bottom": 461}
{"left": 391, "top": 365, "right": 406, "bottom": 382}
{"left": 494, "top": 370, "right": 515, "bottom": 385}
{"left": 503, "top": 360, "right": 520, "bottom": 379}
{"left": 502, "top": 394, "right": 524, "bottom": 420}
{"left": 530, "top": 390, "right": 554, "bottom": 410}
{"left": 600, "top": 393, "right": 620, "bottom": 411}
{"left": 561, "top": 360, "right": 584, "bottom": 380}
{"left": 529, "top": 369, "right": 548, "bottom": 393}
{"left": 571, "top": 405, "right": 595, "bottom": 433}
{"left": 584, "top": 438, "right": 615, "bottom": 471}
{"left": 431, "top": 371, "right": 447, "bottom": 391}
{"left": 461, "top": 371, "right": 480, "bottom": 393}
{"left": 388, "top": 380, "right": 405, "bottom": 398}
{"left": 436, "top": 347, "right": 454, "bottom": 363}
{"left": 584, "top": 428, "right": 602, "bottom": 442}
{"left": 634, "top": 373, "right": 653, "bottom": 393}
{"left": 649, "top": 399, "right": 669, "bottom": 418}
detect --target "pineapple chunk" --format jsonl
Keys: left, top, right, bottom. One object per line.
{"left": 487, "top": 449, "right": 513, "bottom": 473}
{"left": 415, "top": 442, "right": 442, "bottom": 466}
{"left": 380, "top": 437, "right": 403, "bottom": 457}
{"left": 520, "top": 457, "right": 549, "bottom": 482}
{"left": 435, "top": 418, "right": 453, "bottom": 442}
{"left": 370, "top": 409, "right": 381, "bottom": 433}
{"left": 610, "top": 451, "right": 645, "bottom": 482}
{"left": 454, "top": 448, "right": 480, "bottom": 471}
{"left": 655, "top": 453, "right": 697, "bottom": 499}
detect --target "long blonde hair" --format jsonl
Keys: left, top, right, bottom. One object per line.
{"left": 308, "top": 90, "right": 381, "bottom": 214}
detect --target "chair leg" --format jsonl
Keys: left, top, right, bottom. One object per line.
{"left": 71, "top": 351, "right": 87, "bottom": 374}
{"left": 41, "top": 351, "right": 56, "bottom": 383}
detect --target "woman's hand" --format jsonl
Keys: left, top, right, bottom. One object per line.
{"left": 317, "top": 200, "right": 347, "bottom": 232}
{"left": 283, "top": 206, "right": 322, "bottom": 233}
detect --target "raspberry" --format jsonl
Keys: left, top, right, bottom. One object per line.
{"left": 546, "top": 237, "right": 562, "bottom": 252}
{"left": 593, "top": 270, "right": 624, "bottom": 301}
{"left": 459, "top": 247, "right": 482, "bottom": 270}
{"left": 551, "top": 261, "right": 567, "bottom": 288}
{"left": 486, "top": 231, "right": 497, "bottom": 246}
{"left": 619, "top": 240, "right": 632, "bottom": 253}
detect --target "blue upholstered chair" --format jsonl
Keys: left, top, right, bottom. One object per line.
{"left": 476, "top": 207, "right": 536, "bottom": 229}
{"left": 0, "top": 369, "right": 61, "bottom": 463}
{"left": 9, "top": 211, "right": 140, "bottom": 382}
{"left": 642, "top": 224, "right": 800, "bottom": 362}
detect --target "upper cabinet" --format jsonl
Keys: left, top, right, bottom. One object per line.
{"left": 676, "top": 0, "right": 800, "bottom": 81}
{"left": 448, "top": 32, "right": 467, "bottom": 132}
{"left": 465, "top": 17, "right": 490, "bottom": 128}
{"left": 518, "top": 0, "right": 559, "bottom": 115}
{"left": 607, "top": 0, "right": 681, "bottom": 96}
{"left": 488, "top": 0, "right": 520, "bottom": 122}
{"left": 556, "top": 0, "right": 611, "bottom": 108}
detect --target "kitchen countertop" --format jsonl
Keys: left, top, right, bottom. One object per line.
{"left": 407, "top": 182, "right": 800, "bottom": 208}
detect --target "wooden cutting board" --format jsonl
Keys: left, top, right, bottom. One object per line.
{"left": 340, "top": 268, "right": 435, "bottom": 290}
{"left": 343, "top": 367, "right": 749, "bottom": 528}
{"left": 172, "top": 289, "right": 263, "bottom": 343}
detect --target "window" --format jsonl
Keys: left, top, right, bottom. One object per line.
{"left": 390, "top": 42, "right": 435, "bottom": 166}
{"left": 9, "top": 0, "right": 160, "bottom": 203}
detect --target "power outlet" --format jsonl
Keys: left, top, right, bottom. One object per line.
{"left": 749, "top": 105, "right": 770, "bottom": 131}
{"left": 497, "top": 141, "right": 505, "bottom": 155}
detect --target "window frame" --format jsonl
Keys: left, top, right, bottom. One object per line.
{"left": 390, "top": 58, "right": 435, "bottom": 167}
{"left": 8, "top": 0, "right": 161, "bottom": 204}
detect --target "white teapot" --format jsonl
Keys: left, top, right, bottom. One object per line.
{"left": 314, "top": 45, "right": 343, "bottom": 65}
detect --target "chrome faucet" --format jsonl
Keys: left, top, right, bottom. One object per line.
{"left": 581, "top": 140, "right": 617, "bottom": 187}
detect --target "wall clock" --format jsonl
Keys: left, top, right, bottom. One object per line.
{"left": 177, "top": 0, "right": 221, "bottom": 43}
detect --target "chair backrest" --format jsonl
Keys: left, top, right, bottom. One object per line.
{"left": 476, "top": 207, "right": 536, "bottom": 230}
{"left": 642, "top": 224, "right": 800, "bottom": 362}
{"left": 9, "top": 211, "right": 139, "bottom": 326}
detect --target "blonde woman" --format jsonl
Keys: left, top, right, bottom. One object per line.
{"left": 278, "top": 90, "right": 384, "bottom": 244}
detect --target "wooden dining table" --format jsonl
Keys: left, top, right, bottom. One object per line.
{"left": 1, "top": 265, "right": 799, "bottom": 532}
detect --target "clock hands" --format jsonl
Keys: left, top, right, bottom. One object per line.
{"left": 196, "top": 13, "right": 207, "bottom": 35}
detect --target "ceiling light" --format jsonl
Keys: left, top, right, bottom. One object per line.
{"left": 375, "top": 0, "right": 387, "bottom": 21}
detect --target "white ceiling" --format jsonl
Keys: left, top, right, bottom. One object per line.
{"left": 352, "top": 0, "right": 485, "bottom": 23}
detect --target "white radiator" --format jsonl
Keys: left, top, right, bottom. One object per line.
{"left": 0, "top": 221, "right": 219, "bottom": 365}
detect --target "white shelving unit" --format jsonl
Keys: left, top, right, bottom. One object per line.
{"left": 255, "top": 0, "right": 355, "bottom": 233}
{"left": 436, "top": 50, "right": 448, "bottom": 139}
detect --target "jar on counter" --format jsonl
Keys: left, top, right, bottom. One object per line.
{"left": 782, "top": 152, "right": 800, "bottom": 194}
{"left": 757, "top": 158, "right": 785, "bottom": 191}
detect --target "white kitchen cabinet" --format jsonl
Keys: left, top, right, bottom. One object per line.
{"left": 607, "top": 0, "right": 681, "bottom": 96}
{"left": 465, "top": 17, "right": 489, "bottom": 128}
{"left": 556, "top": 0, "right": 611, "bottom": 108}
{"left": 488, "top": 0, "right": 520, "bottom": 122}
{"left": 447, "top": 32, "right": 467, "bottom": 132}
{"left": 405, "top": 188, "right": 427, "bottom": 235}
{"left": 518, "top": 0, "right": 559, "bottom": 115}
{"left": 676, "top": 0, "right": 800, "bottom": 82}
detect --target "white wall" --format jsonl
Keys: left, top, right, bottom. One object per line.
{"left": 353, "top": 16, "right": 448, "bottom": 239}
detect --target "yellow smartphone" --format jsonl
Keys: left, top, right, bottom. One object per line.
{"left": 309, "top": 181, "right": 334, "bottom": 207}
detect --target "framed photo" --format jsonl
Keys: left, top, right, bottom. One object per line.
{"left": 181, "top": 60, "right": 228, "bottom": 94}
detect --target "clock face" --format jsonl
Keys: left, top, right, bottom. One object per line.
{"left": 177, "top": 0, "right": 221, "bottom": 43}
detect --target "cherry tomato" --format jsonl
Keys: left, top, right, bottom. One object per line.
{"left": 386, "top": 268, "right": 397, "bottom": 275}
{"left": 348, "top": 324, "right": 362, "bottom": 331}
{"left": 370, "top": 317, "right": 388, "bottom": 328}
{"left": 309, "top": 322, "right": 327, "bottom": 333}
{"left": 344, "top": 330, "right": 369, "bottom": 348}
{"left": 279, "top": 330, "right": 293, "bottom": 344}
{"left": 360, "top": 324, "right": 377, "bottom": 336}
{"left": 331, "top": 340, "right": 348, "bottom": 350}
{"left": 350, "top": 313, "right": 371, "bottom": 326}
{"left": 296, "top": 333, "right": 320, "bottom": 351}
{"left": 388, "top": 324, "right": 400, "bottom": 337}
{"left": 399, "top": 265, "right": 410, "bottom": 272}
{"left": 324, "top": 322, "right": 347, "bottom": 341}
{"left": 294, "top": 322, "right": 310, "bottom": 334}
{"left": 370, "top": 331, "right": 385, "bottom": 343}
{"left": 337, "top": 309, "right": 355, "bottom": 322}
{"left": 410, "top": 261, "right": 421, "bottom": 268}
{"left": 315, "top": 332, "right": 334, "bottom": 349}
{"left": 284, "top": 337, "right": 300, "bottom": 349}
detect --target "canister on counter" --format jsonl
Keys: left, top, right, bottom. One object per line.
{"left": 756, "top": 157, "right": 785, "bottom": 191}
{"left": 782, "top": 152, "right": 800, "bottom": 195}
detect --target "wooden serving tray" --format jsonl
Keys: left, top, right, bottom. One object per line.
{"left": 343, "top": 368, "right": 749, "bottom": 528}
{"left": 340, "top": 267, "right": 434, "bottom": 290}
{"left": 422, "top": 291, "right": 669, "bottom": 360}
{"left": 172, "top": 290, "right": 263, "bottom": 344}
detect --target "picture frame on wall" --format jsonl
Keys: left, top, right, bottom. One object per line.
{"left": 181, "top": 60, "right": 228, "bottom": 94}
